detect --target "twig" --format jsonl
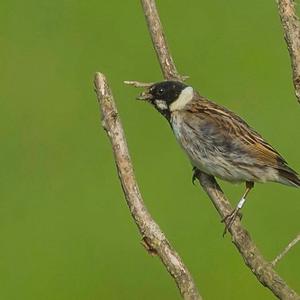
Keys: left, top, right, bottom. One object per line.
{"left": 277, "top": 0, "right": 300, "bottom": 103}
{"left": 124, "top": 80, "right": 153, "bottom": 88}
{"left": 272, "top": 233, "right": 300, "bottom": 267}
{"left": 94, "top": 72, "right": 202, "bottom": 300}
{"left": 137, "top": 0, "right": 300, "bottom": 299}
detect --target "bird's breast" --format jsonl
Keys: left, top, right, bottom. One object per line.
{"left": 170, "top": 112, "right": 274, "bottom": 183}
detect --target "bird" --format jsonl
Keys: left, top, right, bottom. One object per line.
{"left": 136, "top": 80, "right": 300, "bottom": 234}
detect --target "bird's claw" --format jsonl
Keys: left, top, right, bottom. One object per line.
{"left": 192, "top": 167, "right": 200, "bottom": 185}
{"left": 221, "top": 209, "right": 242, "bottom": 236}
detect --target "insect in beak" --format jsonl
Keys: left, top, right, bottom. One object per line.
{"left": 136, "top": 91, "right": 153, "bottom": 101}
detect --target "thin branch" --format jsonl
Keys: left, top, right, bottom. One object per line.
{"left": 272, "top": 233, "right": 300, "bottom": 267}
{"left": 141, "top": 0, "right": 184, "bottom": 81}
{"left": 124, "top": 80, "right": 153, "bottom": 88}
{"left": 197, "top": 175, "right": 300, "bottom": 300}
{"left": 138, "top": 0, "right": 300, "bottom": 299}
{"left": 94, "top": 72, "right": 202, "bottom": 300}
{"left": 277, "top": 0, "right": 300, "bottom": 103}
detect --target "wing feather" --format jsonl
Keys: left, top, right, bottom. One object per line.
{"left": 185, "top": 96, "right": 287, "bottom": 168}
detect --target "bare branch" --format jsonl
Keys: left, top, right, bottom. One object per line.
{"left": 94, "top": 72, "right": 202, "bottom": 300}
{"left": 141, "top": 0, "right": 184, "bottom": 81}
{"left": 272, "top": 233, "right": 300, "bottom": 267}
{"left": 277, "top": 0, "right": 300, "bottom": 103}
{"left": 197, "top": 175, "right": 300, "bottom": 300}
{"left": 137, "top": 0, "right": 300, "bottom": 299}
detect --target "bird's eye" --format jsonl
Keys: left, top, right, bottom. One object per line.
{"left": 157, "top": 88, "right": 164, "bottom": 95}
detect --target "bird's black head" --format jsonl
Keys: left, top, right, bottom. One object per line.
{"left": 138, "top": 81, "right": 187, "bottom": 103}
{"left": 137, "top": 81, "right": 193, "bottom": 120}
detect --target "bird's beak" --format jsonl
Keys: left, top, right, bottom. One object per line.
{"left": 136, "top": 90, "right": 153, "bottom": 101}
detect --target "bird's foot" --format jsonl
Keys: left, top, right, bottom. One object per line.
{"left": 221, "top": 208, "right": 242, "bottom": 236}
{"left": 192, "top": 167, "right": 201, "bottom": 185}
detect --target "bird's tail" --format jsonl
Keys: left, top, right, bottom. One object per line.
{"left": 277, "top": 166, "right": 300, "bottom": 187}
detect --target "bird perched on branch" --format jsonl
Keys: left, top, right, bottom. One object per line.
{"left": 137, "top": 81, "right": 300, "bottom": 234}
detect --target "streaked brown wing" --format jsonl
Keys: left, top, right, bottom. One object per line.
{"left": 186, "top": 96, "right": 287, "bottom": 168}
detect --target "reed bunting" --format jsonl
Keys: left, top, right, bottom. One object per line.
{"left": 137, "top": 81, "right": 300, "bottom": 233}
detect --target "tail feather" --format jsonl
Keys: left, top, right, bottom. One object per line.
{"left": 277, "top": 167, "right": 300, "bottom": 187}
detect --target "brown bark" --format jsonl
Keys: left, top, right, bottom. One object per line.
{"left": 94, "top": 73, "right": 202, "bottom": 300}
{"left": 277, "top": 0, "right": 300, "bottom": 103}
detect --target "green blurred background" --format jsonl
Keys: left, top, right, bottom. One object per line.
{"left": 1, "top": 0, "right": 299, "bottom": 299}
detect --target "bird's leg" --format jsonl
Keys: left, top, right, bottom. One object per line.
{"left": 222, "top": 181, "right": 254, "bottom": 236}
{"left": 192, "top": 167, "right": 201, "bottom": 185}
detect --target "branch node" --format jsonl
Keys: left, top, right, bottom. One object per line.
{"left": 141, "top": 236, "right": 158, "bottom": 256}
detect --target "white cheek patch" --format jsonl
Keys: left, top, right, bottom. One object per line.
{"left": 170, "top": 86, "right": 194, "bottom": 111}
{"left": 154, "top": 100, "right": 168, "bottom": 110}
